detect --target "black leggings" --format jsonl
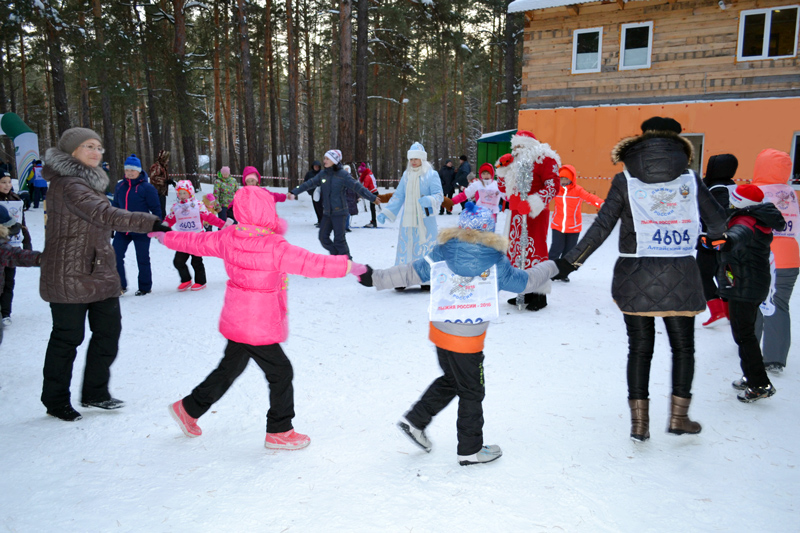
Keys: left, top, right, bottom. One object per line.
{"left": 624, "top": 314, "right": 695, "bottom": 400}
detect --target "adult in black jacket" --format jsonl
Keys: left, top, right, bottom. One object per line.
{"left": 454, "top": 155, "right": 470, "bottom": 189}
{"left": 290, "top": 150, "right": 380, "bottom": 258}
{"left": 718, "top": 185, "right": 785, "bottom": 402}
{"left": 697, "top": 154, "right": 738, "bottom": 327}
{"left": 558, "top": 117, "right": 727, "bottom": 442}
{"left": 303, "top": 160, "right": 323, "bottom": 225}
{"left": 438, "top": 160, "right": 456, "bottom": 214}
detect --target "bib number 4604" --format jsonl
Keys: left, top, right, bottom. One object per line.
{"left": 653, "top": 229, "right": 691, "bottom": 246}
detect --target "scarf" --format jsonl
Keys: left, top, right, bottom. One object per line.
{"left": 402, "top": 161, "right": 431, "bottom": 241}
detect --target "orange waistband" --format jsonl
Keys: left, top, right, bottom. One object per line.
{"left": 429, "top": 323, "right": 486, "bottom": 354}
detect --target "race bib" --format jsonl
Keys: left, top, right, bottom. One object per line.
{"left": 173, "top": 201, "right": 203, "bottom": 233}
{"left": 759, "top": 184, "right": 798, "bottom": 239}
{"left": 429, "top": 260, "right": 499, "bottom": 323}
{"left": 624, "top": 170, "right": 699, "bottom": 257}
{"left": 1, "top": 200, "right": 24, "bottom": 248}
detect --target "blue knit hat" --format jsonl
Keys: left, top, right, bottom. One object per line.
{"left": 124, "top": 154, "right": 142, "bottom": 172}
{"left": 407, "top": 142, "right": 427, "bottom": 162}
{"left": 458, "top": 202, "right": 495, "bottom": 233}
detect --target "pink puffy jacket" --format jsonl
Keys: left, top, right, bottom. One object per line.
{"left": 162, "top": 186, "right": 349, "bottom": 345}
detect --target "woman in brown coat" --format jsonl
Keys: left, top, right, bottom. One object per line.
{"left": 40, "top": 128, "right": 168, "bottom": 422}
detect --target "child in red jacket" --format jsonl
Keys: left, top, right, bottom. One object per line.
{"left": 549, "top": 165, "right": 604, "bottom": 281}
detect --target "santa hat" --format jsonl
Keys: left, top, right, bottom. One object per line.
{"left": 730, "top": 184, "right": 764, "bottom": 208}
{"left": 407, "top": 142, "right": 427, "bottom": 162}
{"left": 124, "top": 154, "right": 142, "bottom": 172}
{"left": 175, "top": 180, "right": 195, "bottom": 196}
{"left": 242, "top": 166, "right": 261, "bottom": 185}
{"left": 458, "top": 202, "right": 495, "bottom": 233}
{"left": 324, "top": 149, "right": 342, "bottom": 165}
{"left": 478, "top": 162, "right": 495, "bottom": 179}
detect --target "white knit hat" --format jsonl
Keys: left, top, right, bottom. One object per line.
{"left": 324, "top": 149, "right": 342, "bottom": 165}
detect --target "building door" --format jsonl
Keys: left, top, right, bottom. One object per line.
{"left": 792, "top": 132, "right": 800, "bottom": 187}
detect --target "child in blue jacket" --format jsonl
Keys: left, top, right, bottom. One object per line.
{"left": 357, "top": 203, "right": 556, "bottom": 465}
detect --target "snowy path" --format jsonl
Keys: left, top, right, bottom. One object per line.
{"left": 1, "top": 188, "right": 797, "bottom": 532}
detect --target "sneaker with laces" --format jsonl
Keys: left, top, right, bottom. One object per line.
{"left": 81, "top": 398, "right": 125, "bottom": 410}
{"left": 458, "top": 444, "right": 503, "bottom": 466}
{"left": 2, "top": 317, "right": 11, "bottom": 326}
{"left": 46, "top": 404, "right": 83, "bottom": 422}
{"left": 764, "top": 362, "right": 785, "bottom": 375}
{"left": 737, "top": 383, "right": 776, "bottom": 403}
{"left": 177, "top": 281, "right": 192, "bottom": 292}
{"left": 731, "top": 376, "right": 748, "bottom": 390}
{"left": 169, "top": 400, "right": 202, "bottom": 437}
{"left": 397, "top": 418, "right": 432, "bottom": 452}
{"left": 264, "top": 429, "right": 310, "bottom": 450}
{"left": 190, "top": 283, "right": 206, "bottom": 291}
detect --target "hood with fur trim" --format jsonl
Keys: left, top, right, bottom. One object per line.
{"left": 435, "top": 226, "right": 509, "bottom": 278}
{"left": 42, "top": 147, "right": 110, "bottom": 193}
{"left": 611, "top": 130, "right": 693, "bottom": 184}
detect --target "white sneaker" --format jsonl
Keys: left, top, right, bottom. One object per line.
{"left": 1, "top": 317, "right": 10, "bottom": 326}
{"left": 458, "top": 444, "right": 503, "bottom": 466}
{"left": 397, "top": 417, "right": 431, "bottom": 452}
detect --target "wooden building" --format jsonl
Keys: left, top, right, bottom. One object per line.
{"left": 508, "top": 0, "right": 800, "bottom": 205}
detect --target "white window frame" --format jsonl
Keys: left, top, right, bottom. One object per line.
{"left": 619, "top": 21, "right": 654, "bottom": 70}
{"left": 572, "top": 27, "right": 603, "bottom": 74}
{"left": 737, "top": 6, "right": 800, "bottom": 61}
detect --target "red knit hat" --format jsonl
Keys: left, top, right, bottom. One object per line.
{"left": 730, "top": 184, "right": 764, "bottom": 208}
{"left": 478, "top": 162, "right": 495, "bottom": 179}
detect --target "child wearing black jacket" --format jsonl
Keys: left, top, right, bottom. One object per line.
{"left": 714, "top": 185, "right": 786, "bottom": 402}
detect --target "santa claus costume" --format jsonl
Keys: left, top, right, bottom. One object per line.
{"left": 496, "top": 131, "right": 561, "bottom": 310}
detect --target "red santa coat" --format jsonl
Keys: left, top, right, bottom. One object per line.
{"left": 496, "top": 135, "right": 561, "bottom": 269}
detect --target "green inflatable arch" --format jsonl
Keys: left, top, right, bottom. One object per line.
{"left": 0, "top": 112, "right": 39, "bottom": 192}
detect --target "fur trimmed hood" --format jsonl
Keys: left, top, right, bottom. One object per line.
{"left": 612, "top": 130, "right": 693, "bottom": 165}
{"left": 43, "top": 147, "right": 110, "bottom": 194}
{"left": 611, "top": 131, "right": 693, "bottom": 184}
{"left": 437, "top": 226, "right": 509, "bottom": 254}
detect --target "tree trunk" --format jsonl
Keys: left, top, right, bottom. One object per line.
{"left": 286, "top": 0, "right": 299, "bottom": 189}
{"left": 45, "top": 17, "right": 70, "bottom": 136}
{"left": 78, "top": 9, "right": 91, "bottom": 129}
{"left": 19, "top": 31, "right": 28, "bottom": 122}
{"left": 304, "top": 0, "right": 315, "bottom": 168}
{"left": 213, "top": 0, "right": 224, "bottom": 172}
{"left": 329, "top": 3, "right": 338, "bottom": 150}
{"left": 140, "top": 6, "right": 162, "bottom": 157}
{"left": 92, "top": 0, "right": 117, "bottom": 178}
{"left": 266, "top": 0, "right": 279, "bottom": 177}
{"left": 173, "top": 0, "right": 199, "bottom": 190}
{"left": 337, "top": 0, "right": 353, "bottom": 162}
{"left": 354, "top": 0, "right": 368, "bottom": 163}
{"left": 235, "top": 0, "right": 258, "bottom": 169}
{"left": 504, "top": 6, "right": 518, "bottom": 130}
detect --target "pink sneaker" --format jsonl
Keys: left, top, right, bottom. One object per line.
{"left": 177, "top": 281, "right": 192, "bottom": 292}
{"left": 264, "top": 429, "right": 310, "bottom": 450}
{"left": 190, "top": 283, "right": 206, "bottom": 291}
{"left": 169, "top": 400, "right": 202, "bottom": 437}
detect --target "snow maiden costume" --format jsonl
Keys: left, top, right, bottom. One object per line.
{"left": 497, "top": 130, "right": 560, "bottom": 311}
{"left": 556, "top": 117, "right": 727, "bottom": 442}
{"left": 378, "top": 142, "right": 444, "bottom": 276}
{"left": 358, "top": 203, "right": 556, "bottom": 465}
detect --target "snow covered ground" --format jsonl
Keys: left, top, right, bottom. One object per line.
{"left": 1, "top": 186, "right": 797, "bottom": 532}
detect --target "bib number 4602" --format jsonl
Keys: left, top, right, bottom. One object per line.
{"left": 653, "top": 229, "right": 691, "bottom": 246}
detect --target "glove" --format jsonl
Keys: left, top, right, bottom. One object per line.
{"left": 152, "top": 220, "right": 172, "bottom": 233}
{"left": 147, "top": 232, "right": 166, "bottom": 245}
{"left": 508, "top": 194, "right": 520, "bottom": 212}
{"left": 223, "top": 218, "right": 235, "bottom": 228}
{"left": 700, "top": 235, "right": 728, "bottom": 251}
{"left": 377, "top": 213, "right": 387, "bottom": 224}
{"left": 418, "top": 196, "right": 433, "bottom": 209}
{"left": 350, "top": 262, "right": 368, "bottom": 278}
{"left": 357, "top": 265, "right": 374, "bottom": 287}
{"left": 517, "top": 198, "right": 531, "bottom": 216}
{"left": 555, "top": 258, "right": 577, "bottom": 279}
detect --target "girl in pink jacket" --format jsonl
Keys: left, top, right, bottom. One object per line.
{"left": 152, "top": 186, "right": 357, "bottom": 450}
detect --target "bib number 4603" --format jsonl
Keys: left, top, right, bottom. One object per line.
{"left": 653, "top": 229, "right": 691, "bottom": 246}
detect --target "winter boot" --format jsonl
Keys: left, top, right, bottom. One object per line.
{"left": 46, "top": 404, "right": 83, "bottom": 422}
{"left": 397, "top": 417, "right": 432, "bottom": 452}
{"left": 628, "top": 399, "right": 650, "bottom": 442}
{"left": 81, "top": 398, "right": 125, "bottom": 410}
{"left": 507, "top": 293, "right": 536, "bottom": 307}
{"left": 667, "top": 395, "right": 702, "bottom": 435}
{"left": 264, "top": 429, "right": 310, "bottom": 450}
{"left": 702, "top": 298, "right": 728, "bottom": 327}
{"left": 169, "top": 400, "right": 202, "bottom": 437}
{"left": 526, "top": 293, "right": 547, "bottom": 311}
{"left": 458, "top": 445, "right": 503, "bottom": 466}
{"left": 737, "top": 383, "right": 777, "bottom": 403}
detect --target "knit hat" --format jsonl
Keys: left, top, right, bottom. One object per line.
{"left": 324, "top": 149, "right": 342, "bottom": 165}
{"left": 641, "top": 116, "right": 682, "bottom": 134}
{"left": 124, "top": 154, "right": 143, "bottom": 172}
{"left": 220, "top": 166, "right": 231, "bottom": 175}
{"left": 407, "top": 142, "right": 427, "bottom": 161}
{"left": 358, "top": 162, "right": 367, "bottom": 173}
{"left": 730, "top": 184, "right": 764, "bottom": 208}
{"left": 478, "top": 163, "right": 495, "bottom": 179}
{"left": 58, "top": 127, "right": 102, "bottom": 155}
{"left": 559, "top": 165, "right": 577, "bottom": 180}
{"left": 458, "top": 202, "right": 495, "bottom": 233}
{"left": 242, "top": 166, "right": 261, "bottom": 185}
{"left": 175, "top": 180, "right": 195, "bottom": 197}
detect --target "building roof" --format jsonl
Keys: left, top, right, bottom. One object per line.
{"left": 477, "top": 129, "right": 518, "bottom": 143}
{"left": 508, "top": 0, "right": 644, "bottom": 14}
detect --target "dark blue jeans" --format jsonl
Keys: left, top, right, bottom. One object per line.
{"left": 549, "top": 229, "right": 579, "bottom": 260}
{"left": 318, "top": 214, "right": 350, "bottom": 257}
{"left": 113, "top": 232, "right": 152, "bottom": 292}
{"left": 32, "top": 186, "right": 48, "bottom": 208}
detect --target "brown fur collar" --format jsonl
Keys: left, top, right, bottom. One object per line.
{"left": 437, "top": 226, "right": 509, "bottom": 253}
{"left": 611, "top": 130, "right": 694, "bottom": 165}
{"left": 43, "top": 147, "right": 110, "bottom": 194}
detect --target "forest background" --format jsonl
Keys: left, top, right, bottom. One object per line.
{"left": 0, "top": 0, "right": 523, "bottom": 188}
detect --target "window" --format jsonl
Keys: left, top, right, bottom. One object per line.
{"left": 572, "top": 27, "right": 603, "bottom": 73}
{"left": 619, "top": 22, "right": 653, "bottom": 70}
{"left": 738, "top": 6, "right": 799, "bottom": 60}
{"left": 681, "top": 134, "right": 704, "bottom": 176}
